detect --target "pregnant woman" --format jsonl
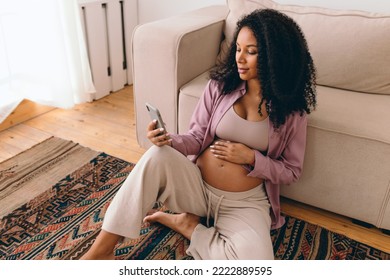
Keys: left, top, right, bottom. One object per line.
{"left": 81, "top": 8, "right": 317, "bottom": 260}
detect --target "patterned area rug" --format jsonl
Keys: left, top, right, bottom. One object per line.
{"left": 0, "top": 137, "right": 389, "bottom": 260}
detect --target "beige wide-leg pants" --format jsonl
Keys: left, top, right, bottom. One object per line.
{"left": 102, "top": 145, "right": 274, "bottom": 260}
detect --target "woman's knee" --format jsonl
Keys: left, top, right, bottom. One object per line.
{"left": 142, "top": 145, "right": 179, "bottom": 166}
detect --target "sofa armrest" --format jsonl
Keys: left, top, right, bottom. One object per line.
{"left": 132, "top": 5, "right": 228, "bottom": 148}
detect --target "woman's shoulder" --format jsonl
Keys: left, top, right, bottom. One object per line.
{"left": 203, "top": 79, "right": 225, "bottom": 100}
{"left": 207, "top": 79, "right": 224, "bottom": 91}
{"left": 290, "top": 111, "right": 307, "bottom": 120}
{"left": 284, "top": 112, "right": 308, "bottom": 134}
{"left": 207, "top": 79, "right": 245, "bottom": 94}
{"left": 273, "top": 111, "right": 307, "bottom": 135}
{"left": 285, "top": 111, "right": 307, "bottom": 126}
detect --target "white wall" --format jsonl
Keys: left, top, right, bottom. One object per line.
{"left": 138, "top": 0, "right": 225, "bottom": 24}
{"left": 138, "top": 0, "right": 390, "bottom": 24}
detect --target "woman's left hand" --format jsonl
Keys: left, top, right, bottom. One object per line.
{"left": 210, "top": 140, "right": 255, "bottom": 165}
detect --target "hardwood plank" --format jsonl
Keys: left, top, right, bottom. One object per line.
{"left": 25, "top": 111, "right": 143, "bottom": 154}
{"left": 0, "top": 129, "right": 35, "bottom": 159}
{"left": 107, "top": 85, "right": 134, "bottom": 101}
{"left": 72, "top": 103, "right": 134, "bottom": 127}
{"left": 0, "top": 125, "right": 52, "bottom": 163}
{"left": 85, "top": 90, "right": 133, "bottom": 109}
{"left": 0, "top": 130, "right": 38, "bottom": 151}
{"left": 0, "top": 99, "right": 54, "bottom": 132}
{"left": 23, "top": 118, "right": 144, "bottom": 163}
{"left": 54, "top": 106, "right": 134, "bottom": 133}
{"left": 0, "top": 142, "right": 17, "bottom": 161}
{"left": 5, "top": 124, "right": 52, "bottom": 143}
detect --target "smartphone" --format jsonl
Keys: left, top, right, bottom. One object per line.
{"left": 145, "top": 102, "right": 166, "bottom": 133}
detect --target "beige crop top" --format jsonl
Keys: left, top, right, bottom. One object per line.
{"left": 215, "top": 106, "right": 269, "bottom": 152}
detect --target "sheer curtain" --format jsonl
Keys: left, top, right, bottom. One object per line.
{"left": 0, "top": 0, "right": 95, "bottom": 123}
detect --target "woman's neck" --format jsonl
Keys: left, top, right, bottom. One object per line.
{"left": 246, "top": 79, "right": 262, "bottom": 99}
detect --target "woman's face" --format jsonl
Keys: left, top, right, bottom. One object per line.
{"left": 235, "top": 26, "right": 259, "bottom": 81}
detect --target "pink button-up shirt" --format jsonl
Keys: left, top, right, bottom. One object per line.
{"left": 170, "top": 79, "right": 308, "bottom": 229}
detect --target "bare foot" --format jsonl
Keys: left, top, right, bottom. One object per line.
{"left": 143, "top": 212, "right": 200, "bottom": 240}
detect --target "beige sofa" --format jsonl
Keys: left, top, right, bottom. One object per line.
{"left": 132, "top": 0, "right": 390, "bottom": 231}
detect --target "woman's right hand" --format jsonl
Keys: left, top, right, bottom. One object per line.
{"left": 147, "top": 120, "right": 172, "bottom": 147}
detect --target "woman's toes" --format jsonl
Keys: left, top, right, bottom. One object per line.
{"left": 143, "top": 211, "right": 165, "bottom": 224}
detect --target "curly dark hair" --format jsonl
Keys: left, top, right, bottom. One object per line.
{"left": 210, "top": 9, "right": 317, "bottom": 128}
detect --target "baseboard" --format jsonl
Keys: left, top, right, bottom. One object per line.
{"left": 382, "top": 229, "right": 390, "bottom": 236}
{"left": 0, "top": 99, "right": 54, "bottom": 132}
{"left": 352, "top": 218, "right": 374, "bottom": 228}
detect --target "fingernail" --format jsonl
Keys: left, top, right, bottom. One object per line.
{"left": 159, "top": 128, "right": 164, "bottom": 132}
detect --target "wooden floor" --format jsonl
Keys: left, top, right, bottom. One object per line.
{"left": 1, "top": 85, "right": 389, "bottom": 253}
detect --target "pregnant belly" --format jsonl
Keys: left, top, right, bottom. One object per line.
{"left": 196, "top": 148, "right": 263, "bottom": 192}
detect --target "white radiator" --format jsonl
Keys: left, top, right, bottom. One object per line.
{"left": 78, "top": 0, "right": 138, "bottom": 99}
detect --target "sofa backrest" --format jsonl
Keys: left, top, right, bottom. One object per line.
{"left": 219, "top": 0, "right": 390, "bottom": 95}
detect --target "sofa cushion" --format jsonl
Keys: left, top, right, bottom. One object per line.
{"left": 218, "top": 0, "right": 390, "bottom": 95}
{"left": 178, "top": 72, "right": 210, "bottom": 133}
{"left": 309, "top": 86, "right": 390, "bottom": 145}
